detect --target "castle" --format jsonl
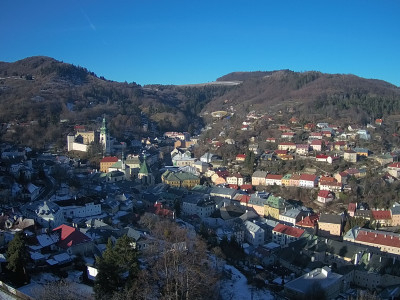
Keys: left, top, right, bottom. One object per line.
{"left": 67, "top": 116, "right": 113, "bottom": 154}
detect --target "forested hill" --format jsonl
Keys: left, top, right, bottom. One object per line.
{"left": 206, "top": 70, "right": 400, "bottom": 124}
{"left": 1, "top": 56, "right": 400, "bottom": 150}
{"left": 0, "top": 56, "right": 232, "bottom": 149}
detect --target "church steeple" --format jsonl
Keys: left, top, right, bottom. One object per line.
{"left": 138, "top": 153, "right": 154, "bottom": 185}
{"left": 99, "top": 115, "right": 111, "bottom": 155}
{"left": 100, "top": 115, "right": 108, "bottom": 135}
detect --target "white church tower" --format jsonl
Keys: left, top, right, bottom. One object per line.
{"left": 100, "top": 116, "right": 111, "bottom": 155}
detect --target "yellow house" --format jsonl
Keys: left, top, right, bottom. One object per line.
{"left": 264, "top": 195, "right": 285, "bottom": 220}
{"left": 161, "top": 170, "right": 200, "bottom": 189}
{"left": 281, "top": 174, "right": 292, "bottom": 186}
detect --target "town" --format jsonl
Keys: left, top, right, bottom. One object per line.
{"left": 1, "top": 107, "right": 400, "bottom": 300}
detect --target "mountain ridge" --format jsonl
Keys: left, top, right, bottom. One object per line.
{"left": 1, "top": 56, "right": 400, "bottom": 150}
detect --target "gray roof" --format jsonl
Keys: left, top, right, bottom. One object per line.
{"left": 252, "top": 170, "right": 267, "bottom": 178}
{"left": 319, "top": 213, "right": 342, "bottom": 224}
{"left": 210, "top": 187, "right": 237, "bottom": 197}
{"left": 390, "top": 204, "right": 400, "bottom": 215}
{"left": 285, "top": 267, "right": 342, "bottom": 294}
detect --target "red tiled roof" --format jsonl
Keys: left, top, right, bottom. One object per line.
{"left": 274, "top": 150, "right": 287, "bottom": 154}
{"left": 356, "top": 229, "right": 400, "bottom": 248}
{"left": 100, "top": 156, "right": 119, "bottom": 163}
{"left": 320, "top": 176, "right": 336, "bottom": 183}
{"left": 348, "top": 203, "right": 356, "bottom": 213}
{"left": 236, "top": 154, "right": 246, "bottom": 159}
{"left": 296, "top": 214, "right": 319, "bottom": 228}
{"left": 311, "top": 140, "right": 323, "bottom": 145}
{"left": 240, "top": 184, "right": 253, "bottom": 190}
{"left": 316, "top": 154, "right": 328, "bottom": 159}
{"left": 310, "top": 132, "right": 323, "bottom": 136}
{"left": 388, "top": 162, "right": 400, "bottom": 169}
{"left": 273, "top": 223, "right": 305, "bottom": 238}
{"left": 228, "top": 184, "right": 239, "bottom": 190}
{"left": 371, "top": 210, "right": 391, "bottom": 220}
{"left": 266, "top": 174, "right": 283, "bottom": 180}
{"left": 300, "top": 174, "right": 317, "bottom": 181}
{"left": 318, "top": 190, "right": 331, "bottom": 198}
{"left": 53, "top": 224, "right": 91, "bottom": 249}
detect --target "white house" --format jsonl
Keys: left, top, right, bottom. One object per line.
{"left": 61, "top": 202, "right": 102, "bottom": 220}
{"left": 244, "top": 221, "right": 264, "bottom": 246}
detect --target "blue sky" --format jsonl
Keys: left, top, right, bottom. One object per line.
{"left": 1, "top": 1, "right": 399, "bottom": 86}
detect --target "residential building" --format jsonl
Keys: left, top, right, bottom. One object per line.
{"left": 348, "top": 203, "right": 357, "bottom": 217}
{"left": 318, "top": 214, "right": 342, "bottom": 237}
{"left": 295, "top": 144, "right": 309, "bottom": 155}
{"left": 24, "top": 200, "right": 64, "bottom": 229}
{"left": 371, "top": 210, "right": 392, "bottom": 226}
{"left": 296, "top": 214, "right": 319, "bottom": 229}
{"left": 247, "top": 193, "right": 268, "bottom": 217}
{"left": 281, "top": 174, "right": 292, "bottom": 186}
{"left": 310, "top": 139, "right": 323, "bottom": 151}
{"left": 335, "top": 172, "right": 349, "bottom": 184}
{"left": 319, "top": 181, "right": 342, "bottom": 192}
{"left": 309, "top": 132, "right": 323, "bottom": 140}
{"left": 281, "top": 132, "right": 295, "bottom": 140}
{"left": 288, "top": 174, "right": 301, "bottom": 187}
{"left": 252, "top": 170, "right": 267, "bottom": 186}
{"left": 53, "top": 224, "right": 94, "bottom": 255}
{"left": 390, "top": 203, "right": 400, "bottom": 226}
{"left": 161, "top": 170, "right": 200, "bottom": 189}
{"left": 299, "top": 174, "right": 318, "bottom": 188}
{"left": 264, "top": 195, "right": 286, "bottom": 220}
{"left": 226, "top": 173, "right": 244, "bottom": 186}
{"left": 344, "top": 227, "right": 400, "bottom": 255}
{"left": 265, "top": 174, "right": 283, "bottom": 186}
{"left": 182, "top": 194, "right": 215, "bottom": 218}
{"left": 343, "top": 150, "right": 357, "bottom": 163}
{"left": 354, "top": 147, "right": 369, "bottom": 157}
{"left": 244, "top": 220, "right": 264, "bottom": 246}
{"left": 272, "top": 223, "right": 305, "bottom": 246}
{"left": 279, "top": 208, "right": 305, "bottom": 226}
{"left": 388, "top": 162, "right": 400, "bottom": 178}
{"left": 334, "top": 141, "right": 348, "bottom": 151}
{"left": 278, "top": 142, "right": 296, "bottom": 151}
{"left": 61, "top": 202, "right": 102, "bottom": 220}
{"left": 235, "top": 154, "right": 246, "bottom": 162}
{"left": 193, "top": 160, "right": 209, "bottom": 173}
{"left": 100, "top": 156, "right": 119, "bottom": 173}
{"left": 317, "top": 190, "right": 334, "bottom": 204}
{"left": 284, "top": 267, "right": 343, "bottom": 300}
{"left": 209, "top": 187, "right": 237, "bottom": 199}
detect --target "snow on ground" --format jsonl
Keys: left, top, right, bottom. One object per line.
{"left": 0, "top": 289, "right": 17, "bottom": 300}
{"left": 220, "top": 264, "right": 275, "bottom": 300}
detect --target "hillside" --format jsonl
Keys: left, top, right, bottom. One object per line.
{"left": 1, "top": 57, "right": 400, "bottom": 150}
{"left": 206, "top": 70, "right": 400, "bottom": 124}
{"left": 0, "top": 56, "right": 231, "bottom": 149}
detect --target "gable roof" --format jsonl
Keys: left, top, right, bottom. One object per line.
{"left": 371, "top": 210, "right": 391, "bottom": 220}
{"left": 53, "top": 224, "right": 91, "bottom": 249}
{"left": 318, "top": 190, "right": 332, "bottom": 198}
{"left": 273, "top": 223, "right": 305, "bottom": 238}
{"left": 296, "top": 214, "right": 319, "bottom": 228}
{"left": 100, "top": 156, "right": 119, "bottom": 163}
{"left": 300, "top": 174, "right": 317, "bottom": 181}
{"left": 356, "top": 228, "right": 400, "bottom": 249}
